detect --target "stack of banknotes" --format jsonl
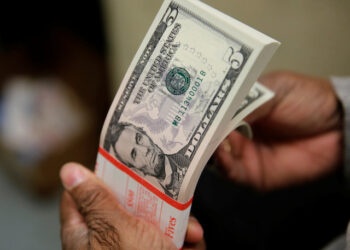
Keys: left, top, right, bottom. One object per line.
{"left": 95, "top": 0, "right": 280, "bottom": 248}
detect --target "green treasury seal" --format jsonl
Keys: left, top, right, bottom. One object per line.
{"left": 165, "top": 67, "right": 191, "bottom": 95}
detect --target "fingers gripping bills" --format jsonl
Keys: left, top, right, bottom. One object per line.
{"left": 96, "top": 0, "right": 280, "bottom": 248}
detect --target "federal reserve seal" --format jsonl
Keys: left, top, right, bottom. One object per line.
{"left": 165, "top": 67, "right": 191, "bottom": 95}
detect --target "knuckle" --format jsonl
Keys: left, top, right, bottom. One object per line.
{"left": 74, "top": 185, "right": 110, "bottom": 216}
{"left": 267, "top": 71, "right": 294, "bottom": 84}
{"left": 72, "top": 185, "right": 122, "bottom": 248}
{"left": 88, "top": 217, "right": 121, "bottom": 249}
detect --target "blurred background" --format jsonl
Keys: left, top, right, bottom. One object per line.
{"left": 0, "top": 0, "right": 349, "bottom": 249}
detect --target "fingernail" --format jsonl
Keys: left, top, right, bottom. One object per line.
{"left": 222, "top": 139, "right": 231, "bottom": 152}
{"left": 188, "top": 216, "right": 204, "bottom": 239}
{"left": 60, "top": 163, "right": 87, "bottom": 190}
{"left": 188, "top": 216, "right": 202, "bottom": 231}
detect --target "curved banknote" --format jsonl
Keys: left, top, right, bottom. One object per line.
{"left": 96, "top": 0, "right": 279, "bottom": 248}
{"left": 217, "top": 82, "right": 274, "bottom": 145}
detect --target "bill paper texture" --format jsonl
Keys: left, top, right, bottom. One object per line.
{"left": 96, "top": 0, "right": 279, "bottom": 248}
{"left": 218, "top": 82, "right": 274, "bottom": 144}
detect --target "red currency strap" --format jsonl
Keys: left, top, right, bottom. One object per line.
{"left": 98, "top": 147, "right": 193, "bottom": 211}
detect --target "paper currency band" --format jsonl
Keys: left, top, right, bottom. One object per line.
{"left": 98, "top": 147, "right": 193, "bottom": 210}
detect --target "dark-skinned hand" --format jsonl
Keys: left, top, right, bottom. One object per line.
{"left": 216, "top": 71, "right": 343, "bottom": 190}
{"left": 60, "top": 163, "right": 205, "bottom": 250}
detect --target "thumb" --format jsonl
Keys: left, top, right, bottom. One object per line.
{"left": 60, "top": 162, "right": 126, "bottom": 224}
{"left": 60, "top": 162, "right": 177, "bottom": 250}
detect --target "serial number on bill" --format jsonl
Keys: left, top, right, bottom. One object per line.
{"left": 172, "top": 70, "right": 206, "bottom": 127}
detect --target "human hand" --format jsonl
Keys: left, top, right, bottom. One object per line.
{"left": 60, "top": 162, "right": 205, "bottom": 250}
{"left": 215, "top": 71, "right": 343, "bottom": 190}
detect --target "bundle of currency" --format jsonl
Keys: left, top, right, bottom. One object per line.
{"left": 95, "top": 0, "right": 279, "bottom": 248}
